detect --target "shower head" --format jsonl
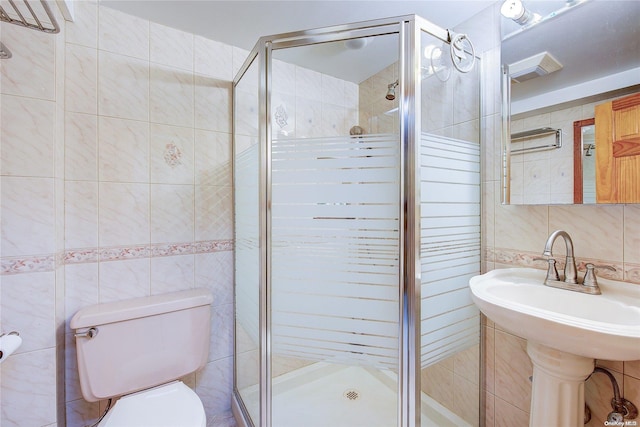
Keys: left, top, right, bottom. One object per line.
{"left": 386, "top": 80, "right": 399, "bottom": 101}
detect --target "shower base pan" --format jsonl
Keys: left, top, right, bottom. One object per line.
{"left": 233, "top": 362, "right": 471, "bottom": 427}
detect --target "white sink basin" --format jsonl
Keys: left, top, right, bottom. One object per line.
{"left": 469, "top": 267, "right": 640, "bottom": 361}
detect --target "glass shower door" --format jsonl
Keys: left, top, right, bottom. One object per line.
{"left": 269, "top": 32, "right": 402, "bottom": 427}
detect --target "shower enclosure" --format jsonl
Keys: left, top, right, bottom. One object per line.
{"left": 233, "top": 15, "right": 481, "bottom": 427}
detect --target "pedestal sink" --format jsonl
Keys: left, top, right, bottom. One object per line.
{"left": 469, "top": 268, "right": 640, "bottom": 427}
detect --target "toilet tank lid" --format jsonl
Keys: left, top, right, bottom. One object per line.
{"left": 70, "top": 288, "right": 213, "bottom": 329}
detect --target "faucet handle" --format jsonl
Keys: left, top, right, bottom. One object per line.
{"left": 534, "top": 257, "right": 560, "bottom": 282}
{"left": 583, "top": 263, "right": 616, "bottom": 288}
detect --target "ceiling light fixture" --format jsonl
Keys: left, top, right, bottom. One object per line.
{"left": 344, "top": 38, "right": 369, "bottom": 50}
{"left": 501, "top": 0, "right": 533, "bottom": 25}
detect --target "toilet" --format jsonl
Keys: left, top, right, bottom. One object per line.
{"left": 70, "top": 288, "right": 213, "bottom": 427}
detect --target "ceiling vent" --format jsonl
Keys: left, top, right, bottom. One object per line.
{"left": 509, "top": 51, "right": 563, "bottom": 83}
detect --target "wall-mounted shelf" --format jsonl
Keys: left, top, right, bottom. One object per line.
{"left": 511, "top": 127, "right": 562, "bottom": 154}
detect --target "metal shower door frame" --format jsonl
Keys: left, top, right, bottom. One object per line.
{"left": 232, "top": 14, "right": 459, "bottom": 427}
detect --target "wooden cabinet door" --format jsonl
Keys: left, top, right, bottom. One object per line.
{"left": 595, "top": 92, "right": 640, "bottom": 203}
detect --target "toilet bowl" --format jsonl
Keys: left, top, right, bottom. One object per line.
{"left": 97, "top": 382, "right": 206, "bottom": 427}
{"left": 70, "top": 289, "right": 213, "bottom": 426}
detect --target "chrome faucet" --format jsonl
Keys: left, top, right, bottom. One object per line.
{"left": 542, "top": 230, "right": 578, "bottom": 284}
{"left": 536, "top": 230, "right": 609, "bottom": 295}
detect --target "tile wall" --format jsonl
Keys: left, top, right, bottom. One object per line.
{"left": 1, "top": 2, "right": 241, "bottom": 426}
{"left": 358, "top": 62, "right": 399, "bottom": 134}
{"left": 1, "top": 2, "right": 66, "bottom": 425}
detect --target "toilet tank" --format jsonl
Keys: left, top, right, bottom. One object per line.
{"left": 70, "top": 289, "right": 213, "bottom": 402}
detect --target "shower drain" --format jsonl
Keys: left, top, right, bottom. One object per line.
{"left": 343, "top": 389, "right": 361, "bottom": 401}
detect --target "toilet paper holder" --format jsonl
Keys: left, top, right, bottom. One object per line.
{"left": 0, "top": 331, "right": 20, "bottom": 360}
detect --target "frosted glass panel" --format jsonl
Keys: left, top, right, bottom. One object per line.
{"left": 420, "top": 133, "right": 480, "bottom": 368}
{"left": 271, "top": 134, "right": 401, "bottom": 369}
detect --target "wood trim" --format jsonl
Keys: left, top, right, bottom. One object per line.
{"left": 612, "top": 93, "right": 640, "bottom": 111}
{"left": 573, "top": 119, "right": 594, "bottom": 204}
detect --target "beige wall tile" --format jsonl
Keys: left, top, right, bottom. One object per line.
{"left": 98, "top": 258, "right": 150, "bottom": 303}
{"left": 494, "top": 205, "right": 548, "bottom": 252}
{"left": 98, "top": 6, "right": 149, "bottom": 60}
{"left": 624, "top": 205, "right": 640, "bottom": 264}
{"left": 150, "top": 184, "right": 195, "bottom": 243}
{"left": 483, "top": 325, "right": 495, "bottom": 394}
{"left": 98, "top": 116, "right": 149, "bottom": 183}
{"left": 66, "top": 1, "right": 98, "bottom": 48}
{"left": 454, "top": 343, "right": 480, "bottom": 385}
{"left": 295, "top": 97, "right": 322, "bottom": 138}
{"left": 195, "top": 252, "right": 233, "bottom": 306}
{"left": 65, "top": 43, "right": 97, "bottom": 114}
{"left": 150, "top": 65, "right": 194, "bottom": 127}
{"left": 194, "top": 36, "right": 233, "bottom": 81}
{"left": 1, "top": 177, "right": 56, "bottom": 256}
{"left": 0, "top": 349, "right": 57, "bottom": 426}
{"left": 150, "top": 255, "right": 195, "bottom": 295}
{"left": 195, "top": 185, "right": 233, "bottom": 241}
{"left": 549, "top": 205, "right": 624, "bottom": 263}
{"left": 65, "top": 112, "right": 98, "bottom": 181}
{"left": 0, "top": 23, "right": 55, "bottom": 100}
{"left": 494, "top": 397, "right": 529, "bottom": 427}
{"left": 65, "top": 181, "right": 98, "bottom": 248}
{"left": 98, "top": 182, "right": 150, "bottom": 247}
{"left": 150, "top": 23, "right": 194, "bottom": 71}
{"left": 1, "top": 95, "right": 55, "bottom": 177}
{"left": 321, "top": 103, "right": 348, "bottom": 137}
{"left": 421, "top": 359, "right": 454, "bottom": 409}
{"left": 194, "top": 130, "right": 231, "bottom": 187}
{"left": 625, "top": 360, "right": 640, "bottom": 380}
{"left": 64, "top": 264, "right": 99, "bottom": 334}
{"left": 1, "top": 272, "right": 56, "bottom": 353}
{"left": 98, "top": 50, "right": 149, "bottom": 121}
{"left": 209, "top": 303, "right": 233, "bottom": 363}
{"left": 494, "top": 330, "right": 532, "bottom": 412}
{"left": 194, "top": 76, "right": 232, "bottom": 133}
{"left": 296, "top": 66, "right": 323, "bottom": 102}
{"left": 454, "top": 374, "right": 480, "bottom": 426}
{"left": 196, "top": 357, "right": 234, "bottom": 420}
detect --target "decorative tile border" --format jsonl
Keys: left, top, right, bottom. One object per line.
{"left": 1, "top": 239, "right": 234, "bottom": 275}
{"left": 99, "top": 245, "right": 151, "bottom": 262}
{"left": 8, "top": 243, "right": 637, "bottom": 284}
{"left": 1, "top": 254, "right": 56, "bottom": 275}
{"left": 64, "top": 248, "right": 100, "bottom": 264}
{"left": 193, "top": 240, "right": 234, "bottom": 253}
{"left": 486, "top": 247, "right": 640, "bottom": 284}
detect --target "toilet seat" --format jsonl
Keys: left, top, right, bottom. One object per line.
{"left": 98, "top": 381, "right": 206, "bottom": 427}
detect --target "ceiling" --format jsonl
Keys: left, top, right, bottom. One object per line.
{"left": 101, "top": 1, "right": 495, "bottom": 51}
